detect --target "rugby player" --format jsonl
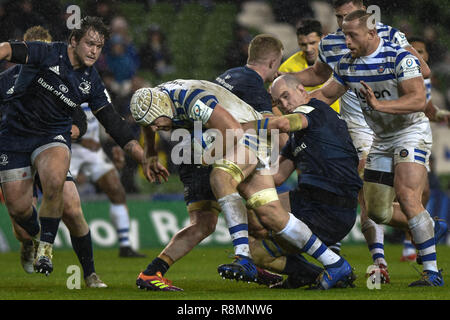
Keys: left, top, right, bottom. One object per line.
{"left": 136, "top": 34, "right": 286, "bottom": 291}
{"left": 0, "top": 26, "right": 107, "bottom": 287}
{"left": 399, "top": 36, "right": 450, "bottom": 262}
{"left": 131, "top": 79, "right": 355, "bottom": 290}
{"left": 0, "top": 16, "right": 149, "bottom": 276}
{"left": 289, "top": 0, "right": 432, "bottom": 282}
{"left": 312, "top": 10, "right": 446, "bottom": 287}
{"left": 247, "top": 74, "right": 362, "bottom": 289}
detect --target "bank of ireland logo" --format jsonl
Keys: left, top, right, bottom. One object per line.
{"left": 59, "top": 84, "right": 69, "bottom": 93}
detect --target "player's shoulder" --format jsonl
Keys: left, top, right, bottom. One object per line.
{"left": 321, "top": 28, "right": 345, "bottom": 42}
{"left": 279, "top": 51, "right": 307, "bottom": 72}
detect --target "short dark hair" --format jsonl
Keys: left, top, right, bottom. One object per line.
{"left": 68, "top": 16, "right": 109, "bottom": 44}
{"left": 333, "top": 0, "right": 364, "bottom": 9}
{"left": 296, "top": 19, "right": 323, "bottom": 37}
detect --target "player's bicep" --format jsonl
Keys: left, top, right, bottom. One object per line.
{"left": 398, "top": 77, "right": 426, "bottom": 101}
{"left": 0, "top": 42, "right": 13, "bottom": 62}
{"left": 310, "top": 78, "right": 346, "bottom": 105}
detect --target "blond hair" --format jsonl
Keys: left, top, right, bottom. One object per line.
{"left": 23, "top": 26, "right": 52, "bottom": 42}
{"left": 247, "top": 34, "right": 284, "bottom": 64}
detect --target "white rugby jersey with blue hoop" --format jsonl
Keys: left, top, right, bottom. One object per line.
{"left": 157, "top": 79, "right": 263, "bottom": 129}
{"left": 332, "top": 39, "right": 429, "bottom": 139}
{"left": 318, "top": 22, "right": 410, "bottom": 129}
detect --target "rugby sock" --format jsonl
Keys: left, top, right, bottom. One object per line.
{"left": 15, "top": 206, "right": 40, "bottom": 237}
{"left": 109, "top": 203, "right": 131, "bottom": 247}
{"left": 218, "top": 193, "right": 251, "bottom": 258}
{"left": 277, "top": 213, "right": 341, "bottom": 267}
{"left": 361, "top": 218, "right": 387, "bottom": 266}
{"left": 70, "top": 231, "right": 95, "bottom": 278}
{"left": 402, "top": 239, "right": 416, "bottom": 257}
{"left": 408, "top": 210, "right": 438, "bottom": 272}
{"left": 143, "top": 257, "right": 170, "bottom": 276}
{"left": 39, "top": 216, "right": 61, "bottom": 244}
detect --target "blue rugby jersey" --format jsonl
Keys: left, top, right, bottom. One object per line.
{"left": 214, "top": 66, "right": 273, "bottom": 114}
{"left": 332, "top": 39, "right": 428, "bottom": 139}
{"left": 1, "top": 41, "right": 111, "bottom": 136}
{"left": 281, "top": 98, "right": 362, "bottom": 199}
{"left": 318, "top": 22, "right": 410, "bottom": 127}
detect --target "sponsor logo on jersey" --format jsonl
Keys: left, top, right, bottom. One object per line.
{"left": 59, "top": 84, "right": 69, "bottom": 93}
{"left": 79, "top": 81, "right": 91, "bottom": 95}
{"left": 354, "top": 88, "right": 392, "bottom": 103}
{"left": 49, "top": 65, "right": 60, "bottom": 75}
{"left": 53, "top": 135, "right": 67, "bottom": 143}
{"left": 0, "top": 154, "right": 8, "bottom": 166}
{"left": 293, "top": 142, "right": 307, "bottom": 157}
{"left": 399, "top": 149, "right": 409, "bottom": 158}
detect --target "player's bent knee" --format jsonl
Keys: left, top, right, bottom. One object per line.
{"left": 364, "top": 182, "right": 395, "bottom": 225}
{"left": 211, "top": 159, "right": 244, "bottom": 186}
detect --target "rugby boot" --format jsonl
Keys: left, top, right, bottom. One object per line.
{"left": 119, "top": 246, "right": 146, "bottom": 258}
{"left": 408, "top": 269, "right": 444, "bottom": 287}
{"left": 311, "top": 258, "right": 356, "bottom": 290}
{"left": 218, "top": 255, "right": 258, "bottom": 282}
{"left": 136, "top": 271, "right": 183, "bottom": 291}
{"left": 33, "top": 241, "right": 53, "bottom": 276}
{"left": 255, "top": 267, "right": 283, "bottom": 286}
{"left": 85, "top": 272, "right": 108, "bottom": 288}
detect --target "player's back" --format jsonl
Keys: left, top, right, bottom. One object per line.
{"left": 282, "top": 98, "right": 362, "bottom": 198}
{"left": 214, "top": 66, "right": 273, "bottom": 115}
{"left": 160, "top": 79, "right": 263, "bottom": 127}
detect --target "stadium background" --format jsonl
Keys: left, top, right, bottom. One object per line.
{"left": 0, "top": 0, "right": 449, "bottom": 252}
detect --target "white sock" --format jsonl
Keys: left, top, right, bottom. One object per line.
{"left": 277, "top": 213, "right": 341, "bottom": 267}
{"left": 408, "top": 210, "right": 438, "bottom": 272}
{"left": 361, "top": 218, "right": 387, "bottom": 266}
{"left": 218, "top": 193, "right": 251, "bottom": 258}
{"left": 110, "top": 203, "right": 130, "bottom": 247}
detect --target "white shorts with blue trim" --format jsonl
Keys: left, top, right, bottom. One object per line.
{"left": 365, "top": 121, "right": 432, "bottom": 173}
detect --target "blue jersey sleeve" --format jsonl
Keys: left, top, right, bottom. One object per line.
{"left": 87, "top": 68, "right": 112, "bottom": 112}
{"left": 24, "top": 41, "right": 55, "bottom": 66}
{"left": 280, "top": 134, "right": 295, "bottom": 161}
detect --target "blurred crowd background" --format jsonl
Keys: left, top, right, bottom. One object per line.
{"left": 0, "top": 0, "right": 449, "bottom": 199}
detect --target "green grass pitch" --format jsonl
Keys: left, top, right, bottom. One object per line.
{"left": 0, "top": 244, "right": 449, "bottom": 300}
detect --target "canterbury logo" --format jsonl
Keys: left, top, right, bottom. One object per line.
{"left": 49, "top": 66, "right": 60, "bottom": 75}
